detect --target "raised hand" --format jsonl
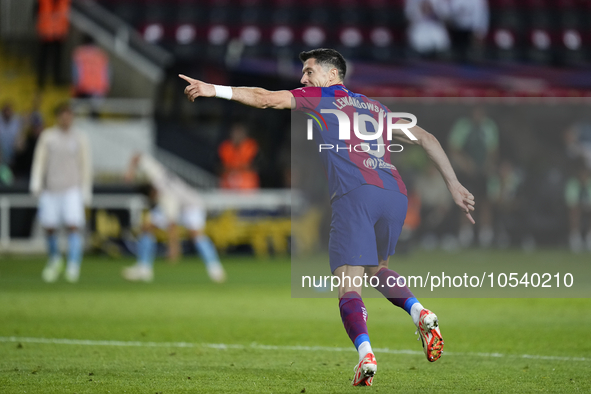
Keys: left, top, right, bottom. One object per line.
{"left": 179, "top": 74, "right": 216, "bottom": 102}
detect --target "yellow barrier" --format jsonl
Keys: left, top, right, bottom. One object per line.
{"left": 90, "top": 208, "right": 324, "bottom": 258}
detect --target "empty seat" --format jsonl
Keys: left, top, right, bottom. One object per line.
{"left": 558, "top": 28, "right": 591, "bottom": 67}
{"left": 525, "top": 28, "right": 556, "bottom": 65}
{"left": 486, "top": 28, "right": 524, "bottom": 62}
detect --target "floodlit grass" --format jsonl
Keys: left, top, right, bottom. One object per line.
{"left": 0, "top": 251, "right": 590, "bottom": 393}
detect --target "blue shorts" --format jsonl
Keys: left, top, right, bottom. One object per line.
{"left": 329, "top": 185, "right": 408, "bottom": 273}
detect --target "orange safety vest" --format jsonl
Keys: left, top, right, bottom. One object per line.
{"left": 218, "top": 138, "right": 260, "bottom": 189}
{"left": 220, "top": 170, "right": 260, "bottom": 190}
{"left": 37, "top": 0, "right": 71, "bottom": 41}
{"left": 73, "top": 45, "right": 110, "bottom": 96}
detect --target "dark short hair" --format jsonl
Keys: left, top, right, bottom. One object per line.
{"left": 54, "top": 102, "right": 72, "bottom": 116}
{"left": 299, "top": 48, "right": 346, "bottom": 81}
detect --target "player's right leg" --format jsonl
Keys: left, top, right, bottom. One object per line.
{"left": 189, "top": 228, "right": 226, "bottom": 283}
{"left": 122, "top": 214, "right": 157, "bottom": 282}
{"left": 184, "top": 206, "right": 226, "bottom": 283}
{"left": 63, "top": 188, "right": 86, "bottom": 283}
{"left": 329, "top": 187, "right": 383, "bottom": 386}
{"left": 65, "top": 226, "right": 83, "bottom": 283}
{"left": 41, "top": 228, "right": 63, "bottom": 282}
{"left": 334, "top": 265, "right": 377, "bottom": 387}
{"left": 39, "top": 191, "right": 63, "bottom": 283}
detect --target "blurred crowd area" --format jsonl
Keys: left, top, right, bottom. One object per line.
{"left": 403, "top": 102, "right": 591, "bottom": 253}
{"left": 291, "top": 101, "right": 591, "bottom": 253}
{"left": 99, "top": 0, "right": 591, "bottom": 67}
{"left": 1, "top": 0, "right": 591, "bottom": 254}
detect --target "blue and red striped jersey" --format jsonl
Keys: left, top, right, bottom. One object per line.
{"left": 291, "top": 84, "right": 407, "bottom": 201}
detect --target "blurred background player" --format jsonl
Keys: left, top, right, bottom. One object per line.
{"left": 448, "top": 106, "right": 498, "bottom": 247}
{"left": 0, "top": 101, "right": 23, "bottom": 177}
{"left": 564, "top": 158, "right": 591, "bottom": 252}
{"left": 13, "top": 93, "right": 45, "bottom": 183}
{"left": 122, "top": 152, "right": 226, "bottom": 283}
{"left": 30, "top": 103, "right": 92, "bottom": 283}
{"left": 488, "top": 158, "right": 525, "bottom": 248}
{"left": 414, "top": 163, "right": 456, "bottom": 250}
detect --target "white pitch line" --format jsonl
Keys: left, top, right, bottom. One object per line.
{"left": 0, "top": 336, "right": 587, "bottom": 362}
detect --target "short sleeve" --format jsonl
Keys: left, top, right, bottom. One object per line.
{"left": 290, "top": 87, "right": 323, "bottom": 111}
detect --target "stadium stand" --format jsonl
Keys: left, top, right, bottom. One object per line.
{"left": 94, "top": 0, "right": 589, "bottom": 68}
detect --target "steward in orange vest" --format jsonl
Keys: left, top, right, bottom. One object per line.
{"left": 72, "top": 41, "right": 110, "bottom": 97}
{"left": 218, "top": 124, "right": 260, "bottom": 190}
{"left": 37, "top": 0, "right": 71, "bottom": 42}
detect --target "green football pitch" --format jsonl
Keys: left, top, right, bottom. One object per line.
{"left": 0, "top": 251, "right": 590, "bottom": 393}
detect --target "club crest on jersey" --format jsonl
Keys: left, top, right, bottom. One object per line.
{"left": 363, "top": 157, "right": 397, "bottom": 170}
{"left": 364, "top": 158, "right": 378, "bottom": 169}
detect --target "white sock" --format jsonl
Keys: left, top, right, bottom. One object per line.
{"left": 410, "top": 302, "right": 425, "bottom": 327}
{"left": 358, "top": 341, "right": 373, "bottom": 362}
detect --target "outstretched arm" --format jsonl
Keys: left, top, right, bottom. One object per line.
{"left": 391, "top": 119, "right": 476, "bottom": 224}
{"left": 179, "top": 74, "right": 294, "bottom": 110}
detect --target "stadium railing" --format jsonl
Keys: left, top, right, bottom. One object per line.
{"left": 0, "top": 190, "right": 300, "bottom": 254}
